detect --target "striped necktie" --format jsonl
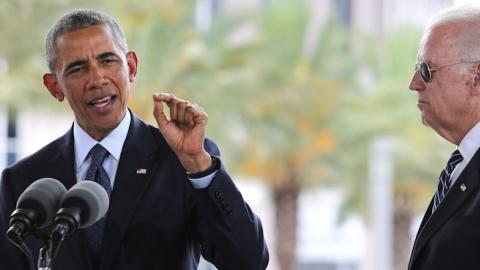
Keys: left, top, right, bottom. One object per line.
{"left": 432, "top": 149, "right": 463, "bottom": 213}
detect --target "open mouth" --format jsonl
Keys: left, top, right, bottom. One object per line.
{"left": 89, "top": 95, "right": 116, "bottom": 108}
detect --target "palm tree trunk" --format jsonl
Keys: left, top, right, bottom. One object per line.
{"left": 273, "top": 168, "right": 300, "bottom": 270}
{"left": 393, "top": 189, "right": 413, "bottom": 270}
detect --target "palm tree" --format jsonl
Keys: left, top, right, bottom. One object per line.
{"left": 5, "top": 2, "right": 440, "bottom": 269}
{"left": 181, "top": 3, "right": 351, "bottom": 269}
{"left": 126, "top": 1, "right": 355, "bottom": 269}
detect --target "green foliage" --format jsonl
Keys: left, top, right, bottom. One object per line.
{"left": 336, "top": 27, "right": 453, "bottom": 221}
{"left": 0, "top": 1, "right": 452, "bottom": 215}
{"left": 121, "top": 0, "right": 349, "bottom": 189}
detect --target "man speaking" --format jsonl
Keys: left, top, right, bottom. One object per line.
{"left": 0, "top": 9, "right": 269, "bottom": 270}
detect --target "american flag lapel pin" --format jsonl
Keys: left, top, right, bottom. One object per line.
{"left": 460, "top": 184, "right": 467, "bottom": 192}
{"left": 136, "top": 168, "right": 147, "bottom": 175}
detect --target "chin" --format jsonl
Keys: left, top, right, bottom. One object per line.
{"left": 96, "top": 116, "right": 121, "bottom": 130}
{"left": 421, "top": 116, "right": 431, "bottom": 128}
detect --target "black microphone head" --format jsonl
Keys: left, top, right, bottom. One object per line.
{"left": 16, "top": 178, "right": 66, "bottom": 228}
{"left": 60, "top": 180, "right": 109, "bottom": 229}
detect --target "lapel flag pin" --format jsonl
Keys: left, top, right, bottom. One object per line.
{"left": 136, "top": 168, "right": 147, "bottom": 175}
{"left": 460, "top": 184, "right": 467, "bottom": 192}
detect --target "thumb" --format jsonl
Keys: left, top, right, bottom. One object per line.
{"left": 152, "top": 94, "right": 169, "bottom": 130}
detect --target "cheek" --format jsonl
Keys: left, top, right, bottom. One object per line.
{"left": 62, "top": 91, "right": 86, "bottom": 111}
{"left": 117, "top": 82, "right": 130, "bottom": 101}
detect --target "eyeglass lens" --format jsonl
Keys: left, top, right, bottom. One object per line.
{"left": 419, "top": 61, "right": 431, "bottom": 83}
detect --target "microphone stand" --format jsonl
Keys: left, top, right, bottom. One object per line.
{"left": 32, "top": 228, "right": 54, "bottom": 270}
{"left": 37, "top": 206, "right": 81, "bottom": 270}
{"left": 37, "top": 245, "right": 52, "bottom": 270}
{"left": 7, "top": 222, "right": 59, "bottom": 270}
{"left": 37, "top": 215, "right": 77, "bottom": 270}
{"left": 6, "top": 227, "right": 36, "bottom": 270}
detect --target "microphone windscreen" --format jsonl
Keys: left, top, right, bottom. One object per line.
{"left": 16, "top": 178, "right": 66, "bottom": 228}
{"left": 60, "top": 180, "right": 109, "bottom": 229}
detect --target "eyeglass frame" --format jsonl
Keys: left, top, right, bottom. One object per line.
{"left": 414, "top": 60, "right": 480, "bottom": 83}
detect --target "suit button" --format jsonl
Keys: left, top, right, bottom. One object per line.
{"left": 214, "top": 191, "right": 224, "bottom": 201}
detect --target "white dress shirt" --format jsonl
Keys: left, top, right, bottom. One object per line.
{"left": 73, "top": 111, "right": 215, "bottom": 189}
{"left": 450, "top": 121, "right": 480, "bottom": 186}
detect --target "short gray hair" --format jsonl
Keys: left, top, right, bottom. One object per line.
{"left": 427, "top": 5, "right": 480, "bottom": 62}
{"left": 45, "top": 9, "right": 128, "bottom": 72}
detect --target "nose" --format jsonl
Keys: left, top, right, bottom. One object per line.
{"left": 408, "top": 70, "right": 425, "bottom": 92}
{"left": 86, "top": 64, "right": 108, "bottom": 90}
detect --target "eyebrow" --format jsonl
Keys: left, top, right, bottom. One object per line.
{"left": 64, "top": 52, "right": 121, "bottom": 73}
{"left": 97, "top": 52, "right": 121, "bottom": 60}
{"left": 64, "top": 59, "right": 87, "bottom": 74}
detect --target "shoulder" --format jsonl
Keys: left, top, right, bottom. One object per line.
{"left": 1, "top": 130, "right": 72, "bottom": 197}
{"left": 5, "top": 131, "right": 71, "bottom": 175}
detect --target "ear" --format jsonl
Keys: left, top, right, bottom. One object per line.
{"left": 43, "top": 73, "right": 64, "bottom": 102}
{"left": 126, "top": 51, "right": 138, "bottom": 83}
{"left": 474, "top": 63, "right": 480, "bottom": 87}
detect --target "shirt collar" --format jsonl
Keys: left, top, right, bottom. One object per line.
{"left": 458, "top": 121, "right": 480, "bottom": 162}
{"left": 74, "top": 111, "right": 131, "bottom": 169}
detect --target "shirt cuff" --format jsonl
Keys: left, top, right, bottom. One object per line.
{"left": 188, "top": 171, "right": 218, "bottom": 189}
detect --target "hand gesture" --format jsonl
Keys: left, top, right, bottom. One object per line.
{"left": 152, "top": 93, "right": 211, "bottom": 173}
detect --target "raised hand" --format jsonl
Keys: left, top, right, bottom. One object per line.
{"left": 152, "top": 93, "right": 212, "bottom": 173}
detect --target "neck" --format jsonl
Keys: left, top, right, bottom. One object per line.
{"left": 436, "top": 120, "right": 478, "bottom": 146}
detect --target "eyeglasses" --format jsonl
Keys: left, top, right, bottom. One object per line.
{"left": 414, "top": 60, "right": 480, "bottom": 83}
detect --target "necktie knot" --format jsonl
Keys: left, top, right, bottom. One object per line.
{"left": 86, "top": 144, "right": 111, "bottom": 195}
{"left": 446, "top": 149, "right": 463, "bottom": 168}
{"left": 89, "top": 144, "right": 109, "bottom": 167}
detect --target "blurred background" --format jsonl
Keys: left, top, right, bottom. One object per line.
{"left": 0, "top": 0, "right": 477, "bottom": 269}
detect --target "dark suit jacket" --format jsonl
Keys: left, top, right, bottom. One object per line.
{"left": 409, "top": 148, "right": 480, "bottom": 270}
{"left": 0, "top": 113, "right": 269, "bottom": 270}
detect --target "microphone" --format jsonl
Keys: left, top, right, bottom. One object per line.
{"left": 50, "top": 180, "right": 109, "bottom": 256}
{"left": 5, "top": 178, "right": 66, "bottom": 270}
{"left": 7, "top": 178, "right": 66, "bottom": 238}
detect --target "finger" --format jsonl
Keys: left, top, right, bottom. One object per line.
{"left": 153, "top": 93, "right": 184, "bottom": 121}
{"left": 184, "top": 103, "right": 195, "bottom": 128}
{"left": 176, "top": 101, "right": 189, "bottom": 127}
{"left": 155, "top": 93, "right": 182, "bottom": 123}
{"left": 188, "top": 103, "right": 208, "bottom": 127}
{"left": 169, "top": 97, "right": 184, "bottom": 123}
{"left": 152, "top": 94, "right": 169, "bottom": 130}
{"left": 194, "top": 103, "right": 208, "bottom": 121}
{"left": 152, "top": 92, "right": 175, "bottom": 103}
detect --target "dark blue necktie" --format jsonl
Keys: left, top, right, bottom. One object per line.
{"left": 432, "top": 149, "right": 463, "bottom": 213}
{"left": 85, "top": 144, "right": 111, "bottom": 263}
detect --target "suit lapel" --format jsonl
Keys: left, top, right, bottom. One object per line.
{"left": 48, "top": 127, "right": 95, "bottom": 269}
{"left": 409, "top": 197, "right": 433, "bottom": 257}
{"left": 100, "top": 114, "right": 161, "bottom": 270}
{"left": 48, "top": 126, "right": 77, "bottom": 189}
{"left": 409, "top": 148, "right": 480, "bottom": 267}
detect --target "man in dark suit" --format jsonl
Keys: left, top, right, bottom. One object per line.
{"left": 0, "top": 9, "right": 269, "bottom": 270}
{"left": 408, "top": 5, "right": 480, "bottom": 270}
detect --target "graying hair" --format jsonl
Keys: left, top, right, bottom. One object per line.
{"left": 427, "top": 5, "right": 480, "bottom": 63}
{"left": 45, "top": 9, "right": 128, "bottom": 72}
